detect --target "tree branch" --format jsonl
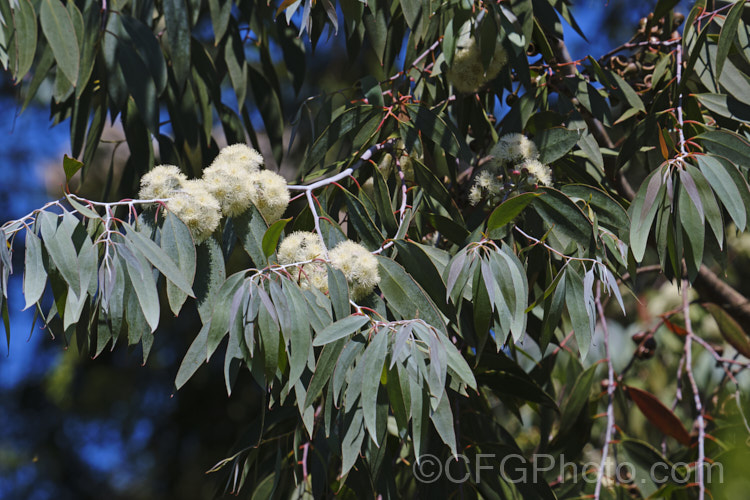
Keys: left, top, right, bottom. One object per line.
{"left": 551, "top": 34, "right": 750, "bottom": 335}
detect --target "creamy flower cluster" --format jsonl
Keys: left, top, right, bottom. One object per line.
{"left": 278, "top": 232, "right": 329, "bottom": 293}
{"left": 138, "top": 144, "right": 290, "bottom": 243}
{"left": 469, "top": 133, "right": 553, "bottom": 206}
{"left": 447, "top": 37, "right": 508, "bottom": 94}
{"left": 278, "top": 233, "right": 380, "bottom": 301}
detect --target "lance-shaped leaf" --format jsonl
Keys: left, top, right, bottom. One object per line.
{"left": 262, "top": 218, "right": 291, "bottom": 258}
{"left": 175, "top": 323, "right": 209, "bottom": 389}
{"left": 535, "top": 127, "right": 580, "bottom": 163}
{"left": 626, "top": 386, "right": 692, "bottom": 445}
{"left": 40, "top": 0, "right": 79, "bottom": 85}
{"left": 9, "top": 0, "right": 37, "bottom": 83}
{"left": 304, "top": 338, "right": 347, "bottom": 408}
{"left": 697, "top": 154, "right": 750, "bottom": 231}
{"left": 491, "top": 245, "right": 528, "bottom": 341}
{"left": 439, "top": 333, "right": 476, "bottom": 390}
{"left": 194, "top": 237, "right": 226, "bottom": 324}
{"left": 629, "top": 168, "right": 666, "bottom": 262}
{"left": 716, "top": 0, "right": 745, "bottom": 81}
{"left": 123, "top": 243, "right": 160, "bottom": 333}
{"left": 487, "top": 192, "right": 541, "bottom": 231}
{"left": 206, "top": 271, "right": 248, "bottom": 359}
{"left": 683, "top": 162, "right": 724, "bottom": 248}
{"left": 283, "top": 281, "right": 312, "bottom": 383}
{"left": 430, "top": 390, "right": 457, "bottom": 457}
{"left": 124, "top": 223, "right": 194, "bottom": 297}
{"left": 377, "top": 256, "right": 447, "bottom": 334}
{"left": 163, "top": 0, "right": 190, "bottom": 90}
{"left": 695, "top": 130, "right": 750, "bottom": 169}
{"left": 160, "top": 213, "right": 196, "bottom": 315}
{"left": 558, "top": 363, "right": 598, "bottom": 433}
{"left": 405, "top": 103, "right": 471, "bottom": 162}
{"left": 39, "top": 211, "right": 82, "bottom": 297}
{"left": 232, "top": 204, "right": 268, "bottom": 267}
{"left": 562, "top": 184, "right": 630, "bottom": 236}
{"left": 341, "top": 187, "right": 384, "bottom": 251}
{"left": 361, "top": 327, "right": 387, "bottom": 445}
{"left": 327, "top": 265, "right": 350, "bottom": 321}
{"left": 23, "top": 231, "right": 47, "bottom": 310}
{"left": 340, "top": 407, "right": 365, "bottom": 476}
{"left": 313, "top": 314, "right": 369, "bottom": 346}
{"left": 532, "top": 187, "right": 593, "bottom": 249}
{"left": 702, "top": 303, "right": 750, "bottom": 358}
{"left": 565, "top": 266, "right": 595, "bottom": 358}
{"left": 677, "top": 182, "right": 705, "bottom": 281}
{"left": 477, "top": 370, "right": 557, "bottom": 407}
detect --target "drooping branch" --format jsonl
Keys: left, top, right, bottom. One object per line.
{"left": 551, "top": 34, "right": 750, "bottom": 335}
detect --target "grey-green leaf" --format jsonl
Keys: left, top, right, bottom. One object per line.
{"left": 161, "top": 213, "right": 197, "bottom": 315}
{"left": 163, "top": 0, "right": 191, "bottom": 90}
{"left": 361, "top": 328, "right": 387, "bottom": 445}
{"left": 40, "top": 0, "right": 79, "bottom": 86}
{"left": 175, "top": 323, "right": 209, "bottom": 389}
{"left": 377, "top": 256, "right": 447, "bottom": 334}
{"left": 125, "top": 224, "right": 195, "bottom": 297}
{"left": 23, "top": 231, "right": 47, "bottom": 310}
{"left": 313, "top": 314, "right": 369, "bottom": 346}
{"left": 124, "top": 247, "right": 160, "bottom": 333}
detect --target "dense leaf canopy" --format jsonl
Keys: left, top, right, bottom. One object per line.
{"left": 2, "top": 0, "right": 750, "bottom": 498}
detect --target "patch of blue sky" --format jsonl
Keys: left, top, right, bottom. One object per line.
{"left": 0, "top": 96, "right": 69, "bottom": 390}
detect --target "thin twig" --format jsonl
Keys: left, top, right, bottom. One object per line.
{"left": 682, "top": 278, "right": 705, "bottom": 500}
{"left": 598, "top": 38, "right": 680, "bottom": 64}
{"left": 676, "top": 44, "right": 686, "bottom": 155}
{"left": 594, "top": 283, "right": 616, "bottom": 500}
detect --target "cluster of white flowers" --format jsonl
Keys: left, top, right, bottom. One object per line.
{"left": 447, "top": 37, "right": 508, "bottom": 94}
{"left": 277, "top": 234, "right": 380, "bottom": 301}
{"left": 201, "top": 145, "right": 261, "bottom": 217}
{"left": 245, "top": 170, "right": 290, "bottom": 223}
{"left": 468, "top": 170, "right": 503, "bottom": 206}
{"left": 487, "top": 133, "right": 539, "bottom": 168}
{"left": 278, "top": 231, "right": 328, "bottom": 293}
{"left": 519, "top": 158, "right": 553, "bottom": 187}
{"left": 165, "top": 179, "right": 222, "bottom": 243}
{"left": 329, "top": 240, "right": 380, "bottom": 300}
{"left": 469, "top": 133, "right": 553, "bottom": 206}
{"left": 138, "top": 165, "right": 187, "bottom": 200}
{"left": 138, "top": 144, "right": 291, "bottom": 243}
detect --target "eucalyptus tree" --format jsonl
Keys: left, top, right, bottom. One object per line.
{"left": 2, "top": 0, "right": 750, "bottom": 498}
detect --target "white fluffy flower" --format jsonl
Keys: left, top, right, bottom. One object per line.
{"left": 521, "top": 159, "right": 553, "bottom": 186}
{"left": 469, "top": 185, "right": 483, "bottom": 206}
{"left": 278, "top": 231, "right": 324, "bottom": 264}
{"left": 166, "top": 179, "right": 222, "bottom": 243}
{"left": 246, "top": 170, "right": 291, "bottom": 223}
{"left": 489, "top": 133, "right": 539, "bottom": 167}
{"left": 138, "top": 165, "right": 187, "bottom": 200}
{"left": 213, "top": 144, "right": 263, "bottom": 174}
{"left": 278, "top": 231, "right": 328, "bottom": 293}
{"left": 329, "top": 240, "right": 380, "bottom": 300}
{"left": 447, "top": 37, "right": 508, "bottom": 94}
{"left": 469, "top": 169, "right": 503, "bottom": 205}
{"left": 202, "top": 160, "right": 255, "bottom": 217}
